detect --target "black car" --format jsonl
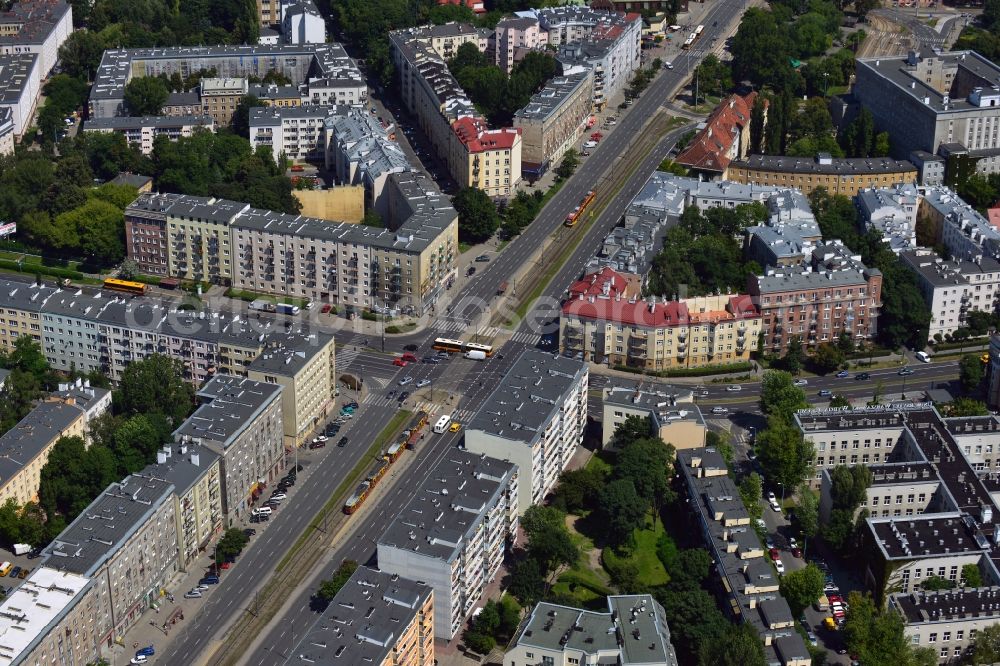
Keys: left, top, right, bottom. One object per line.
{"left": 403, "top": 343, "right": 419, "bottom": 351}
{"left": 244, "top": 528, "right": 256, "bottom": 537}
{"left": 466, "top": 266, "right": 476, "bottom": 276}
{"left": 475, "top": 254, "right": 490, "bottom": 262}
{"left": 337, "top": 436, "right": 349, "bottom": 447}
{"left": 855, "top": 372, "right": 871, "bottom": 381}
{"left": 422, "top": 356, "right": 440, "bottom": 364}
{"left": 387, "top": 389, "right": 397, "bottom": 399}
{"left": 345, "top": 401, "right": 359, "bottom": 409}
{"left": 398, "top": 391, "right": 410, "bottom": 402}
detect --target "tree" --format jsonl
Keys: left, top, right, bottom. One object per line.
{"left": 811, "top": 343, "right": 845, "bottom": 374}
{"left": 656, "top": 587, "right": 729, "bottom": 663}
{"left": 599, "top": 479, "right": 648, "bottom": 547}
{"left": 111, "top": 414, "right": 167, "bottom": 475}
{"left": 778, "top": 336, "right": 806, "bottom": 374}
{"left": 963, "top": 563, "right": 983, "bottom": 588}
{"left": 115, "top": 355, "right": 196, "bottom": 425}
{"left": 58, "top": 29, "right": 105, "bottom": 80}
{"left": 945, "top": 397, "right": 990, "bottom": 417}
{"left": 757, "top": 416, "right": 814, "bottom": 492}
{"left": 54, "top": 198, "right": 127, "bottom": 267}
{"left": 759, "top": 371, "right": 808, "bottom": 421}
{"left": 317, "top": 559, "right": 359, "bottom": 601}
{"left": 550, "top": 466, "right": 608, "bottom": 514}
{"left": 829, "top": 464, "right": 872, "bottom": 511}
{"left": 971, "top": 622, "right": 1000, "bottom": 665}
{"left": 611, "top": 415, "right": 652, "bottom": 449}
{"left": 739, "top": 472, "right": 763, "bottom": 519}
{"left": 960, "top": 353, "right": 985, "bottom": 392}
{"left": 507, "top": 557, "right": 545, "bottom": 605}
{"left": 231, "top": 94, "right": 262, "bottom": 138}
{"left": 38, "top": 436, "right": 118, "bottom": 522}
{"left": 522, "top": 506, "right": 577, "bottom": 571}
{"left": 124, "top": 77, "right": 170, "bottom": 116}
{"left": 614, "top": 437, "right": 676, "bottom": 512}
{"left": 216, "top": 527, "right": 250, "bottom": 561}
{"left": 920, "top": 575, "right": 955, "bottom": 591}
{"left": 555, "top": 149, "right": 579, "bottom": 180}
{"left": 118, "top": 259, "right": 139, "bottom": 280}
{"left": 797, "top": 486, "right": 820, "bottom": 554}
{"left": 842, "top": 592, "right": 937, "bottom": 666}
{"left": 829, "top": 394, "right": 851, "bottom": 409}
{"left": 698, "top": 622, "right": 766, "bottom": 666}
{"left": 452, "top": 187, "right": 500, "bottom": 243}
{"left": 779, "top": 564, "right": 825, "bottom": 616}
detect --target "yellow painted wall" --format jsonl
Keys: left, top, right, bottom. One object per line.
{"left": 293, "top": 187, "right": 365, "bottom": 222}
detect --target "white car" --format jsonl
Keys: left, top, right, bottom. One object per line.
{"left": 788, "top": 536, "right": 798, "bottom": 550}
{"left": 770, "top": 499, "right": 782, "bottom": 513}
{"left": 767, "top": 491, "right": 777, "bottom": 503}
{"left": 416, "top": 379, "right": 431, "bottom": 388}
{"left": 184, "top": 590, "right": 203, "bottom": 599}
{"left": 711, "top": 407, "right": 729, "bottom": 415}
{"left": 399, "top": 376, "right": 413, "bottom": 386}
{"left": 774, "top": 559, "right": 785, "bottom": 574}
{"left": 726, "top": 385, "right": 742, "bottom": 392}
{"left": 664, "top": 61, "right": 674, "bottom": 69}
{"left": 270, "top": 493, "right": 287, "bottom": 501}
{"left": 793, "top": 379, "right": 808, "bottom": 386}
{"left": 583, "top": 140, "right": 598, "bottom": 148}
{"left": 131, "top": 657, "right": 148, "bottom": 665}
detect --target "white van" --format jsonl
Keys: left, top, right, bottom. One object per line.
{"left": 433, "top": 414, "right": 452, "bottom": 433}
{"left": 252, "top": 506, "right": 272, "bottom": 516}
{"left": 915, "top": 351, "right": 931, "bottom": 363}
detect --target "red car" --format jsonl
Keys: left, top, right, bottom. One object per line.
{"left": 321, "top": 304, "right": 331, "bottom": 313}
{"left": 590, "top": 132, "right": 603, "bottom": 140}
{"left": 393, "top": 358, "right": 408, "bottom": 367}
{"left": 791, "top": 547, "right": 803, "bottom": 558}
{"left": 401, "top": 352, "right": 418, "bottom": 363}
{"left": 828, "top": 594, "right": 843, "bottom": 604}
{"left": 769, "top": 548, "right": 780, "bottom": 561}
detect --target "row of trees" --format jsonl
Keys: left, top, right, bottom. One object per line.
{"left": 316, "top": 559, "right": 359, "bottom": 603}
{"left": 644, "top": 204, "right": 767, "bottom": 299}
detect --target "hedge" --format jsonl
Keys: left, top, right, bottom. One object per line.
{"left": 845, "top": 348, "right": 893, "bottom": 360}
{"left": 932, "top": 338, "right": 990, "bottom": 352}
{"left": 613, "top": 361, "right": 752, "bottom": 378}
{"left": 0, "top": 259, "right": 83, "bottom": 280}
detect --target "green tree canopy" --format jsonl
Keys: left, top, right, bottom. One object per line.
{"left": 452, "top": 187, "right": 500, "bottom": 243}
{"left": 317, "top": 560, "right": 359, "bottom": 602}
{"left": 698, "top": 622, "right": 766, "bottom": 666}
{"left": 960, "top": 353, "right": 985, "bottom": 392}
{"left": 759, "top": 370, "right": 808, "bottom": 421}
{"left": 124, "top": 76, "right": 170, "bottom": 116}
{"left": 599, "top": 479, "right": 648, "bottom": 547}
{"left": 115, "top": 354, "right": 196, "bottom": 425}
{"left": 842, "top": 592, "right": 937, "bottom": 666}
{"left": 757, "top": 416, "right": 814, "bottom": 492}
{"left": 779, "top": 564, "right": 825, "bottom": 616}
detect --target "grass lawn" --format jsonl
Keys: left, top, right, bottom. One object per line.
{"left": 555, "top": 512, "right": 613, "bottom": 608}
{"left": 624, "top": 517, "right": 670, "bottom": 587}
{"left": 458, "top": 242, "right": 472, "bottom": 254}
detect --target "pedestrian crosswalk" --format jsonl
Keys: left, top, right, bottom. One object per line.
{"left": 337, "top": 347, "right": 362, "bottom": 369}
{"left": 509, "top": 331, "right": 539, "bottom": 345}
{"left": 358, "top": 395, "right": 476, "bottom": 422}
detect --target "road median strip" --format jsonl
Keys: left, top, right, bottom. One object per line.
{"left": 207, "top": 409, "right": 413, "bottom": 666}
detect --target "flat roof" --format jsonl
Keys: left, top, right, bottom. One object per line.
{"left": 175, "top": 374, "right": 282, "bottom": 449}
{"left": 44, "top": 474, "right": 175, "bottom": 577}
{"left": 288, "top": 567, "right": 432, "bottom": 665}
{"left": 857, "top": 50, "right": 1000, "bottom": 114}
{"left": 893, "top": 587, "right": 1000, "bottom": 624}
{"left": 0, "top": 0, "right": 70, "bottom": 47}
{"left": 0, "top": 53, "right": 37, "bottom": 105}
{"left": 378, "top": 451, "right": 515, "bottom": 563}
{"left": 83, "top": 115, "right": 215, "bottom": 130}
{"left": 0, "top": 401, "right": 84, "bottom": 489}
{"left": 868, "top": 513, "right": 988, "bottom": 560}
{"left": 900, "top": 249, "right": 1000, "bottom": 287}
{"left": 466, "top": 349, "right": 586, "bottom": 445}
{"left": 139, "top": 440, "right": 220, "bottom": 498}
{"left": 514, "top": 72, "right": 591, "bottom": 122}
{"left": 733, "top": 153, "right": 916, "bottom": 176}
{"left": 0, "top": 566, "right": 91, "bottom": 666}
{"left": 513, "top": 595, "right": 678, "bottom": 665}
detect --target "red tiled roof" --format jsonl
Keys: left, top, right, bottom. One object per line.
{"left": 675, "top": 92, "right": 759, "bottom": 174}
{"left": 988, "top": 207, "right": 1000, "bottom": 232}
{"left": 562, "top": 294, "right": 760, "bottom": 328}
{"left": 567, "top": 267, "right": 630, "bottom": 299}
{"left": 452, "top": 116, "right": 520, "bottom": 152}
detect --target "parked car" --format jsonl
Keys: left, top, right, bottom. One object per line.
{"left": 9, "top": 567, "right": 20, "bottom": 579}
{"left": 769, "top": 547, "right": 781, "bottom": 561}
{"left": 770, "top": 499, "right": 782, "bottom": 513}
{"left": 765, "top": 536, "right": 775, "bottom": 549}
{"left": 807, "top": 631, "right": 818, "bottom": 646}
{"left": 774, "top": 559, "right": 785, "bottom": 574}
{"left": 270, "top": 493, "right": 287, "bottom": 501}
{"left": 767, "top": 491, "right": 776, "bottom": 502}
{"left": 345, "top": 401, "right": 359, "bottom": 409}
{"left": 915, "top": 350, "right": 931, "bottom": 363}
{"left": 136, "top": 646, "right": 155, "bottom": 657}
{"left": 130, "top": 656, "right": 148, "bottom": 665}
{"left": 309, "top": 440, "right": 326, "bottom": 449}
{"left": 184, "top": 590, "right": 203, "bottom": 599}
{"left": 243, "top": 528, "right": 256, "bottom": 537}
{"left": 17, "top": 568, "right": 28, "bottom": 579}
{"left": 583, "top": 140, "right": 597, "bottom": 148}
{"left": 475, "top": 254, "right": 490, "bottom": 262}
{"left": 467, "top": 266, "right": 476, "bottom": 276}
{"left": 200, "top": 575, "right": 220, "bottom": 585}
{"left": 792, "top": 547, "right": 803, "bottom": 558}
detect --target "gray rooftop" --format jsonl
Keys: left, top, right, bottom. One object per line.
{"left": 0, "top": 53, "right": 38, "bottom": 105}
{"left": 514, "top": 72, "right": 591, "bottom": 122}
{"left": 466, "top": 350, "right": 586, "bottom": 445}
{"left": 378, "top": 451, "right": 515, "bottom": 563}
{"left": 513, "top": 595, "right": 678, "bottom": 665}
{"left": 857, "top": 50, "right": 1000, "bottom": 114}
{"left": 733, "top": 153, "right": 916, "bottom": 176}
{"left": 44, "top": 474, "right": 175, "bottom": 576}
{"left": 287, "top": 567, "right": 432, "bottom": 665}
{"left": 0, "top": 1, "right": 70, "bottom": 47}
{"left": 140, "top": 439, "right": 220, "bottom": 498}
{"left": 0, "top": 401, "right": 84, "bottom": 490}
{"left": 247, "top": 331, "right": 334, "bottom": 377}
{"left": 174, "top": 375, "right": 282, "bottom": 449}
{"left": 83, "top": 115, "right": 215, "bottom": 130}
{"left": 109, "top": 172, "right": 153, "bottom": 189}
{"left": 900, "top": 248, "right": 1000, "bottom": 287}
{"left": 164, "top": 90, "right": 201, "bottom": 107}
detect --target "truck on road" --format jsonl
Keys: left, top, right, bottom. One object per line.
{"left": 276, "top": 303, "right": 300, "bottom": 316}
{"left": 464, "top": 350, "right": 487, "bottom": 360}
{"left": 249, "top": 299, "right": 276, "bottom": 313}
{"left": 12, "top": 544, "right": 30, "bottom": 556}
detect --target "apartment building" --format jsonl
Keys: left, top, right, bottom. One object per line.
{"left": 449, "top": 117, "right": 521, "bottom": 197}
{"left": 492, "top": 15, "right": 548, "bottom": 73}
{"left": 199, "top": 77, "right": 248, "bottom": 125}
{"left": 288, "top": 567, "right": 435, "bottom": 666}
{"left": 0, "top": 53, "right": 39, "bottom": 141}
{"left": 256, "top": 0, "right": 279, "bottom": 26}
{"left": 174, "top": 375, "right": 284, "bottom": 524}
{"left": 891, "top": 588, "right": 1000, "bottom": 663}
{"left": 560, "top": 280, "right": 762, "bottom": 371}
{"left": 675, "top": 92, "right": 759, "bottom": 179}
{"left": 52, "top": 378, "right": 112, "bottom": 429}
{"left": 899, "top": 248, "right": 1000, "bottom": 340}
{"left": 44, "top": 474, "right": 178, "bottom": 642}
{"left": 749, "top": 242, "right": 883, "bottom": 352}
{"left": 0, "top": 567, "right": 103, "bottom": 666}
{"left": 854, "top": 50, "right": 1000, "bottom": 175}
{"left": 249, "top": 105, "right": 331, "bottom": 162}
{"left": 921, "top": 185, "right": 1000, "bottom": 261}
{"left": 247, "top": 332, "right": 336, "bottom": 448}
{"left": 162, "top": 90, "right": 200, "bottom": 117}
{"left": 82, "top": 115, "right": 216, "bottom": 155}
{"left": 745, "top": 190, "right": 822, "bottom": 268}
{"left": 281, "top": 0, "right": 325, "bottom": 44}
{"left": 0, "top": 0, "right": 72, "bottom": 77}
{"left": 727, "top": 153, "right": 918, "bottom": 196}
{"left": 513, "top": 71, "right": 594, "bottom": 178}
{"left": 506, "top": 595, "right": 679, "bottom": 666}
{"left": 377, "top": 451, "right": 518, "bottom": 639}
{"left": 856, "top": 184, "right": 921, "bottom": 253}
{"left": 89, "top": 44, "right": 364, "bottom": 119}
{"left": 464, "top": 350, "right": 588, "bottom": 513}
{"left": 818, "top": 461, "right": 942, "bottom": 524}
{"left": 677, "top": 447, "right": 812, "bottom": 666}
{"left": 143, "top": 438, "right": 223, "bottom": 572}
{"left": 601, "top": 382, "right": 704, "bottom": 450}
{"left": 249, "top": 83, "right": 300, "bottom": 107}
{"left": 0, "top": 399, "right": 87, "bottom": 506}
{"left": 124, "top": 186, "right": 458, "bottom": 316}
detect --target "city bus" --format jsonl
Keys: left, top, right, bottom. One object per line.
{"left": 103, "top": 278, "right": 147, "bottom": 296}
{"left": 432, "top": 337, "right": 495, "bottom": 357}
{"left": 565, "top": 190, "right": 596, "bottom": 227}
